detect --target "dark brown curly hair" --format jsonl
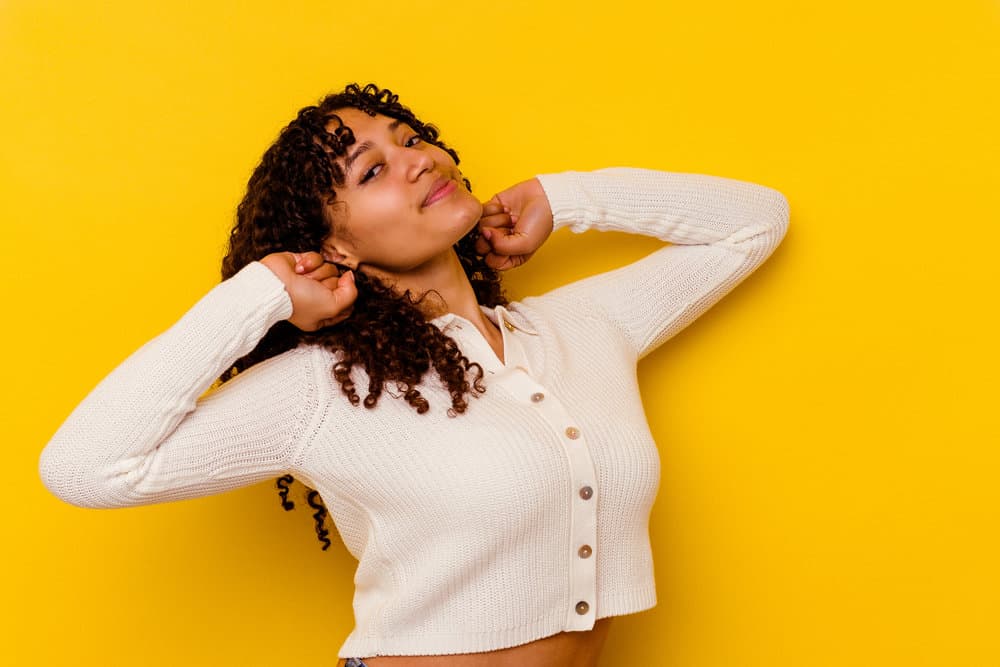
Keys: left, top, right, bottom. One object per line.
{"left": 219, "top": 82, "right": 508, "bottom": 549}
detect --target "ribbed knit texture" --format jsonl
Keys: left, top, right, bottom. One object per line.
{"left": 39, "top": 167, "right": 789, "bottom": 658}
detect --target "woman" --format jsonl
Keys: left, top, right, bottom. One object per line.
{"left": 39, "top": 82, "right": 790, "bottom": 666}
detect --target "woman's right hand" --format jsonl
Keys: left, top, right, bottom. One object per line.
{"left": 259, "top": 251, "right": 357, "bottom": 331}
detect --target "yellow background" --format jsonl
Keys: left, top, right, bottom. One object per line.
{"left": 4, "top": 1, "right": 998, "bottom": 665}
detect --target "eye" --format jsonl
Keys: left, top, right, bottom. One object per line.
{"left": 359, "top": 135, "right": 424, "bottom": 184}
{"left": 359, "top": 165, "right": 381, "bottom": 184}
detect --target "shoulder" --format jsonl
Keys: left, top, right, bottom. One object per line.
{"left": 515, "top": 290, "right": 615, "bottom": 332}
{"left": 513, "top": 292, "right": 633, "bottom": 358}
{"left": 218, "top": 341, "right": 340, "bottom": 400}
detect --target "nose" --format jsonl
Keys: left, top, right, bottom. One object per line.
{"left": 404, "top": 144, "right": 435, "bottom": 180}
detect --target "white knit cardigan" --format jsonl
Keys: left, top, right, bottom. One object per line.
{"left": 39, "top": 167, "right": 789, "bottom": 657}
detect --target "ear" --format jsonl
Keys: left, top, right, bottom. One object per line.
{"left": 321, "top": 239, "right": 357, "bottom": 269}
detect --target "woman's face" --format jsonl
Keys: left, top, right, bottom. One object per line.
{"left": 321, "top": 107, "right": 483, "bottom": 275}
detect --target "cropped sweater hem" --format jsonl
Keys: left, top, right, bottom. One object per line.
{"left": 339, "top": 586, "right": 657, "bottom": 658}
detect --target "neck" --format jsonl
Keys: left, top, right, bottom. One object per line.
{"left": 361, "top": 250, "right": 496, "bottom": 332}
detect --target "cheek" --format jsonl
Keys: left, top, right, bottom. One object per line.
{"left": 325, "top": 221, "right": 358, "bottom": 257}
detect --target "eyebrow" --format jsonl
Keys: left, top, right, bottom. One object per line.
{"left": 342, "top": 118, "right": 406, "bottom": 179}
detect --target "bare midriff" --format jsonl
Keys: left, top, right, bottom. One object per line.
{"left": 336, "top": 617, "right": 613, "bottom": 667}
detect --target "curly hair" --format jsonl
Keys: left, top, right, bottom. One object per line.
{"left": 219, "top": 82, "right": 508, "bottom": 549}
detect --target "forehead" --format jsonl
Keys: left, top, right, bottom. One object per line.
{"left": 326, "top": 108, "right": 405, "bottom": 134}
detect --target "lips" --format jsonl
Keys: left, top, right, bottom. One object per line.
{"left": 423, "top": 175, "right": 454, "bottom": 207}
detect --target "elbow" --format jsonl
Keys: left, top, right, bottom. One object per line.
{"left": 722, "top": 185, "right": 790, "bottom": 252}
{"left": 38, "top": 444, "right": 86, "bottom": 508}
{"left": 38, "top": 441, "right": 114, "bottom": 509}
{"left": 762, "top": 186, "right": 790, "bottom": 235}
{"left": 754, "top": 186, "right": 790, "bottom": 251}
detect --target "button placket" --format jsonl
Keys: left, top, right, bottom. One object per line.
{"left": 526, "top": 391, "right": 598, "bottom": 630}
{"left": 489, "top": 333, "right": 598, "bottom": 630}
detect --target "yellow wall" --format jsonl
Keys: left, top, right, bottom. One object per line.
{"left": 4, "top": 1, "right": 998, "bottom": 665}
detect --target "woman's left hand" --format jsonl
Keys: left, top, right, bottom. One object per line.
{"left": 475, "top": 177, "right": 553, "bottom": 270}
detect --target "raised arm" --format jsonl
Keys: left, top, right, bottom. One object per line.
{"left": 532, "top": 167, "right": 790, "bottom": 361}
{"left": 38, "top": 261, "right": 338, "bottom": 509}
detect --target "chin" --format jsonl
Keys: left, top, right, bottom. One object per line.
{"left": 459, "top": 210, "right": 482, "bottom": 239}
{"left": 455, "top": 187, "right": 481, "bottom": 209}
{"left": 449, "top": 197, "right": 482, "bottom": 227}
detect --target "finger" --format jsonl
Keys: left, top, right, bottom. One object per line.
{"left": 499, "top": 254, "right": 527, "bottom": 271}
{"left": 332, "top": 270, "right": 358, "bottom": 306}
{"left": 486, "top": 228, "right": 534, "bottom": 256}
{"left": 319, "top": 305, "right": 353, "bottom": 328}
{"left": 483, "top": 195, "right": 513, "bottom": 214}
{"left": 295, "top": 251, "right": 327, "bottom": 274}
{"left": 484, "top": 252, "right": 514, "bottom": 271}
{"left": 478, "top": 212, "right": 512, "bottom": 230}
{"left": 474, "top": 235, "right": 491, "bottom": 255}
{"left": 476, "top": 227, "right": 508, "bottom": 255}
{"left": 480, "top": 200, "right": 503, "bottom": 215}
{"left": 490, "top": 201, "right": 512, "bottom": 215}
{"left": 303, "top": 262, "right": 340, "bottom": 281}
{"left": 482, "top": 217, "right": 513, "bottom": 230}
{"left": 317, "top": 269, "right": 357, "bottom": 296}
{"left": 319, "top": 275, "right": 341, "bottom": 290}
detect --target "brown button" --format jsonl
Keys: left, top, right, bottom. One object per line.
{"left": 502, "top": 319, "right": 516, "bottom": 332}
{"left": 531, "top": 392, "right": 545, "bottom": 402}
{"left": 578, "top": 544, "right": 592, "bottom": 558}
{"left": 565, "top": 426, "right": 580, "bottom": 439}
{"left": 575, "top": 601, "right": 590, "bottom": 615}
{"left": 579, "top": 485, "right": 593, "bottom": 500}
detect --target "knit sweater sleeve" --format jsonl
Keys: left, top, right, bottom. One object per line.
{"left": 532, "top": 167, "right": 790, "bottom": 361}
{"left": 38, "top": 261, "right": 324, "bottom": 509}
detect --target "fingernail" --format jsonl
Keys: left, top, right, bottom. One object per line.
{"left": 483, "top": 230, "right": 492, "bottom": 240}
{"left": 295, "top": 264, "right": 304, "bottom": 273}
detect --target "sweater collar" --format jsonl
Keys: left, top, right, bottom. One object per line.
{"left": 429, "top": 304, "right": 538, "bottom": 336}
{"left": 429, "top": 304, "right": 539, "bottom": 377}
